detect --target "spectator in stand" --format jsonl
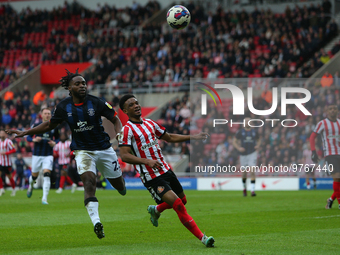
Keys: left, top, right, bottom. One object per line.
{"left": 0, "top": 1, "right": 337, "bottom": 90}
{"left": 321, "top": 71, "right": 333, "bottom": 87}
{"left": 320, "top": 50, "right": 331, "bottom": 64}
{"left": 33, "top": 90, "right": 47, "bottom": 106}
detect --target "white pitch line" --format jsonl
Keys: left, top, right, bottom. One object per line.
{"left": 313, "top": 215, "right": 340, "bottom": 219}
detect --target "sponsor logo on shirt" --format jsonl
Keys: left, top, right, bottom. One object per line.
{"left": 141, "top": 140, "right": 158, "bottom": 151}
{"left": 328, "top": 135, "right": 340, "bottom": 139}
{"left": 75, "top": 121, "right": 94, "bottom": 132}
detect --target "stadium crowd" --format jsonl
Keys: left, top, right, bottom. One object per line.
{"left": 0, "top": 0, "right": 339, "bottom": 92}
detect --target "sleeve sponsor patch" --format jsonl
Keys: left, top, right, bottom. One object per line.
{"left": 105, "top": 102, "right": 113, "bottom": 109}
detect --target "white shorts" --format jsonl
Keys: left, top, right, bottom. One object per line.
{"left": 31, "top": 155, "right": 54, "bottom": 173}
{"left": 240, "top": 151, "right": 257, "bottom": 167}
{"left": 74, "top": 147, "right": 122, "bottom": 179}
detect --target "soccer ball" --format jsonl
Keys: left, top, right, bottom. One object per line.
{"left": 166, "top": 5, "right": 191, "bottom": 30}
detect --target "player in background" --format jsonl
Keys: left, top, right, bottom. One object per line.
{"left": 6, "top": 69, "right": 126, "bottom": 239}
{"left": 0, "top": 130, "right": 17, "bottom": 196}
{"left": 14, "top": 153, "right": 29, "bottom": 190}
{"left": 54, "top": 132, "right": 77, "bottom": 193}
{"left": 26, "top": 108, "right": 59, "bottom": 204}
{"left": 310, "top": 104, "right": 340, "bottom": 209}
{"left": 303, "top": 142, "right": 316, "bottom": 189}
{"left": 118, "top": 94, "right": 215, "bottom": 248}
{"left": 233, "top": 117, "right": 261, "bottom": 197}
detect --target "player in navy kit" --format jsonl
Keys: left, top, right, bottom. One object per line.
{"left": 233, "top": 117, "right": 261, "bottom": 197}
{"left": 6, "top": 69, "right": 126, "bottom": 239}
{"left": 26, "top": 108, "right": 59, "bottom": 204}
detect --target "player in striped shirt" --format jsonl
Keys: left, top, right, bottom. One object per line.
{"left": 310, "top": 104, "right": 340, "bottom": 209}
{"left": 0, "top": 130, "right": 17, "bottom": 196}
{"left": 118, "top": 94, "right": 215, "bottom": 247}
{"left": 53, "top": 132, "right": 77, "bottom": 194}
{"left": 6, "top": 69, "right": 126, "bottom": 239}
{"left": 26, "top": 108, "right": 59, "bottom": 205}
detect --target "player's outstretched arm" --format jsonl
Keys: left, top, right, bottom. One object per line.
{"left": 161, "top": 132, "right": 209, "bottom": 143}
{"left": 6, "top": 121, "right": 59, "bottom": 138}
{"left": 120, "top": 146, "right": 162, "bottom": 169}
{"left": 109, "top": 115, "right": 123, "bottom": 139}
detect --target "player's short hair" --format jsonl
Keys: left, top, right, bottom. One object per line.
{"left": 59, "top": 69, "right": 82, "bottom": 90}
{"left": 119, "top": 94, "right": 136, "bottom": 110}
{"left": 40, "top": 107, "right": 51, "bottom": 113}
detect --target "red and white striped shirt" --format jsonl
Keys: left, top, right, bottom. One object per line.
{"left": 53, "top": 140, "right": 71, "bottom": 165}
{"left": 0, "top": 138, "right": 15, "bottom": 166}
{"left": 314, "top": 118, "right": 340, "bottom": 157}
{"left": 119, "top": 118, "right": 170, "bottom": 183}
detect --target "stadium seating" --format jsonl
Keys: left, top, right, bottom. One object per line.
{"left": 0, "top": 1, "right": 338, "bottom": 91}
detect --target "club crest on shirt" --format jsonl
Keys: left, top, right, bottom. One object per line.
{"left": 118, "top": 132, "right": 124, "bottom": 142}
{"left": 105, "top": 102, "right": 113, "bottom": 109}
{"left": 88, "top": 108, "right": 95, "bottom": 116}
{"left": 157, "top": 186, "right": 164, "bottom": 194}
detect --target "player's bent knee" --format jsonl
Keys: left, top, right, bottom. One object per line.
{"left": 181, "top": 196, "right": 187, "bottom": 205}
{"left": 43, "top": 172, "right": 51, "bottom": 177}
{"left": 173, "top": 198, "right": 185, "bottom": 212}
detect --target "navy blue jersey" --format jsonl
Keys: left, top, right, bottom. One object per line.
{"left": 27, "top": 122, "right": 60, "bottom": 156}
{"left": 50, "top": 94, "right": 116, "bottom": 151}
{"left": 15, "top": 158, "right": 27, "bottom": 174}
{"left": 235, "top": 128, "right": 259, "bottom": 155}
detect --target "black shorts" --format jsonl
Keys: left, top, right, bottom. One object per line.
{"left": 0, "top": 166, "right": 12, "bottom": 175}
{"left": 144, "top": 170, "right": 183, "bottom": 204}
{"left": 59, "top": 164, "right": 68, "bottom": 171}
{"left": 305, "top": 167, "right": 314, "bottom": 174}
{"left": 325, "top": 155, "right": 340, "bottom": 174}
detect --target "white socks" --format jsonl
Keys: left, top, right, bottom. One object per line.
{"left": 250, "top": 182, "right": 255, "bottom": 192}
{"left": 42, "top": 176, "right": 50, "bottom": 201}
{"left": 86, "top": 201, "right": 100, "bottom": 226}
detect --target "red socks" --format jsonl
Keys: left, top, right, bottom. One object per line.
{"left": 66, "top": 176, "right": 74, "bottom": 185}
{"left": 59, "top": 176, "right": 65, "bottom": 189}
{"left": 172, "top": 198, "right": 203, "bottom": 240}
{"left": 156, "top": 195, "right": 187, "bottom": 213}
{"left": 0, "top": 176, "right": 15, "bottom": 189}
{"left": 332, "top": 181, "right": 340, "bottom": 203}
{"left": 60, "top": 176, "right": 74, "bottom": 189}
{"left": 156, "top": 202, "right": 172, "bottom": 213}
{"left": 9, "top": 177, "right": 15, "bottom": 189}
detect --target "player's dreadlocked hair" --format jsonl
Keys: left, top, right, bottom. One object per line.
{"left": 59, "top": 69, "right": 82, "bottom": 95}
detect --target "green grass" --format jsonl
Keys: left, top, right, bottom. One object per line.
{"left": 1, "top": 189, "right": 340, "bottom": 254}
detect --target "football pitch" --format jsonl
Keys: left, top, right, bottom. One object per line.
{"left": 1, "top": 189, "right": 340, "bottom": 255}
